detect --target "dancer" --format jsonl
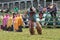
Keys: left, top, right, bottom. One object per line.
{"left": 24, "top": 7, "right": 42, "bottom": 35}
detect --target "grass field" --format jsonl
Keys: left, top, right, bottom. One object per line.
{"left": 0, "top": 28, "right": 60, "bottom": 40}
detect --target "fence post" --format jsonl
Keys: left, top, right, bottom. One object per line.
{"left": 53, "top": 17, "right": 56, "bottom": 27}
{"left": 37, "top": 0, "right": 40, "bottom": 8}
{"left": 8, "top": 2, "right": 9, "bottom": 9}
{"left": 2, "top": 3, "right": 4, "bottom": 9}
{"left": 13, "top": 2, "right": 15, "bottom": 9}
{"left": 31, "top": 0, "right": 33, "bottom": 7}
{"left": 52, "top": 0, "right": 53, "bottom": 4}
{"left": 25, "top": 0, "right": 27, "bottom": 10}
{"left": 19, "top": 2, "right": 20, "bottom": 10}
{"left": 44, "top": 0, "right": 46, "bottom": 7}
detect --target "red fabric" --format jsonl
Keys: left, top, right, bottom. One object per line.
{"left": 39, "top": 13, "right": 43, "bottom": 19}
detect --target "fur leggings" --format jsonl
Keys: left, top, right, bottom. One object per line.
{"left": 29, "top": 20, "right": 42, "bottom": 35}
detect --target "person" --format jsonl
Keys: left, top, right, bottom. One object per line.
{"left": 38, "top": 4, "right": 43, "bottom": 19}
{"left": 5, "top": 8, "right": 10, "bottom": 13}
{"left": 13, "top": 13, "right": 19, "bottom": 31}
{"left": 53, "top": 4, "right": 57, "bottom": 18}
{"left": 22, "top": 13, "right": 29, "bottom": 28}
{"left": 2, "top": 14, "right": 9, "bottom": 30}
{"left": 41, "top": 7, "right": 47, "bottom": 25}
{"left": 48, "top": 4, "right": 57, "bottom": 18}
{"left": 7, "top": 15, "right": 13, "bottom": 31}
{"left": 16, "top": 13, "right": 23, "bottom": 32}
{"left": 24, "top": 7, "right": 42, "bottom": 35}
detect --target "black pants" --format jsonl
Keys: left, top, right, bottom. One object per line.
{"left": 7, "top": 25, "right": 13, "bottom": 31}
{"left": 50, "top": 12, "right": 57, "bottom": 18}
{"left": 17, "top": 26, "right": 23, "bottom": 32}
{"left": 2, "top": 25, "right": 7, "bottom": 31}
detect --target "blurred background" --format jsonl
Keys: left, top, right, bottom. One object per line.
{"left": 0, "top": 0, "right": 60, "bottom": 10}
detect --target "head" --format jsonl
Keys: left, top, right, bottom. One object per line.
{"left": 13, "top": 13, "right": 16, "bottom": 18}
{"left": 30, "top": 7, "right": 36, "bottom": 12}
{"left": 43, "top": 7, "right": 47, "bottom": 12}
{"left": 16, "top": 13, "right": 20, "bottom": 17}
{"left": 6, "top": 14, "right": 10, "bottom": 17}
{"left": 49, "top": 4, "right": 54, "bottom": 9}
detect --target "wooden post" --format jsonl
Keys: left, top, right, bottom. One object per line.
{"left": 25, "top": 0, "right": 27, "bottom": 10}
{"left": 52, "top": 0, "right": 53, "bottom": 4}
{"left": 53, "top": 17, "right": 56, "bottom": 28}
{"left": 31, "top": 0, "right": 33, "bottom": 7}
{"left": 44, "top": 0, "right": 46, "bottom": 7}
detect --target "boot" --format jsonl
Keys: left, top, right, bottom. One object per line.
{"left": 36, "top": 26, "right": 42, "bottom": 34}
{"left": 29, "top": 20, "right": 35, "bottom": 35}
{"left": 29, "top": 27, "right": 35, "bottom": 35}
{"left": 36, "top": 22, "right": 42, "bottom": 34}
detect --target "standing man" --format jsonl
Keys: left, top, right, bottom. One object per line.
{"left": 24, "top": 7, "right": 42, "bottom": 35}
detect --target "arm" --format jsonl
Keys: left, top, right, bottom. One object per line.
{"left": 23, "top": 11, "right": 28, "bottom": 18}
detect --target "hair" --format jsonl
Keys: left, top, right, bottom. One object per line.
{"left": 30, "top": 7, "right": 33, "bottom": 12}
{"left": 13, "top": 13, "right": 16, "bottom": 18}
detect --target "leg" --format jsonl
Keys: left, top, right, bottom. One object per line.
{"left": 36, "top": 22, "right": 42, "bottom": 34}
{"left": 1, "top": 25, "right": 3, "bottom": 29}
{"left": 18, "top": 26, "right": 22, "bottom": 32}
{"left": 50, "top": 12, "right": 53, "bottom": 17}
{"left": 29, "top": 20, "right": 35, "bottom": 35}
{"left": 11, "top": 25, "right": 13, "bottom": 31}
{"left": 54, "top": 12, "right": 56, "bottom": 18}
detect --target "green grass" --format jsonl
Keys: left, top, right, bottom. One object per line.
{"left": 0, "top": 28, "right": 60, "bottom": 40}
